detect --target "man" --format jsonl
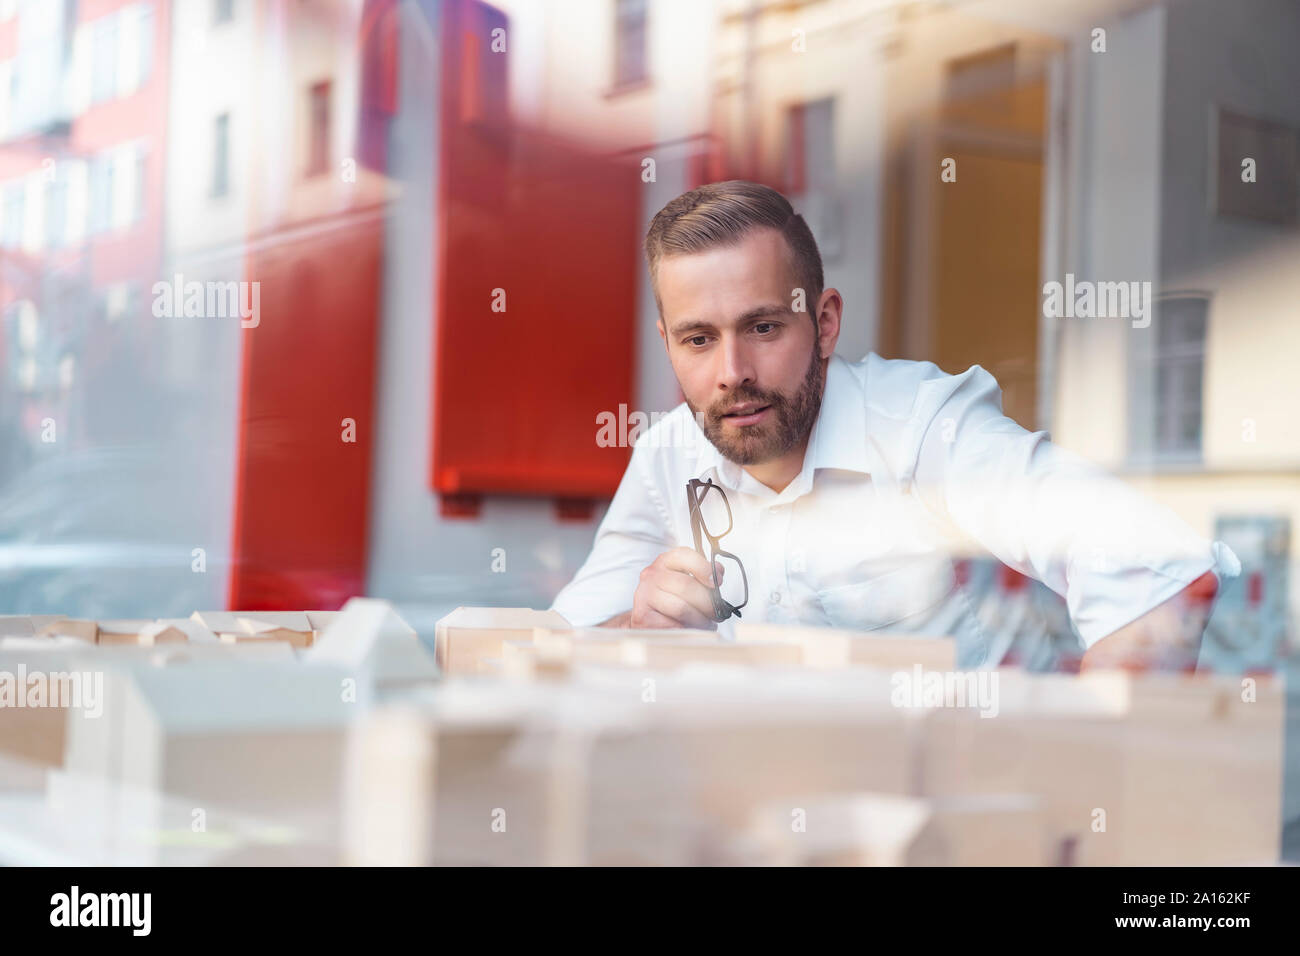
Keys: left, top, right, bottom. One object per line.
{"left": 550, "top": 181, "right": 1239, "bottom": 670}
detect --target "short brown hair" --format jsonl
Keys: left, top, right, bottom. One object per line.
{"left": 643, "top": 180, "right": 824, "bottom": 315}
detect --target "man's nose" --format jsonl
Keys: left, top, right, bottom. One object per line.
{"left": 716, "top": 335, "right": 755, "bottom": 392}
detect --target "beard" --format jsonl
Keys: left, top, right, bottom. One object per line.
{"left": 686, "top": 342, "right": 826, "bottom": 466}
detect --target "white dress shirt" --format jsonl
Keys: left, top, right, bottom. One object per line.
{"left": 550, "top": 352, "right": 1240, "bottom": 666}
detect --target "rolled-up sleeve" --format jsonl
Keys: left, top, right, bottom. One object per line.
{"left": 549, "top": 439, "right": 677, "bottom": 627}
{"left": 909, "top": 364, "right": 1241, "bottom": 649}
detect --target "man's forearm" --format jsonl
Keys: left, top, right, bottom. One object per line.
{"left": 1081, "top": 571, "right": 1217, "bottom": 671}
{"left": 599, "top": 610, "right": 633, "bottom": 628}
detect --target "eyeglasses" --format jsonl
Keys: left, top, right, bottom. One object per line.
{"left": 686, "top": 477, "right": 749, "bottom": 622}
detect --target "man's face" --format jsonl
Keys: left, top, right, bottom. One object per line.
{"left": 655, "top": 228, "right": 830, "bottom": 466}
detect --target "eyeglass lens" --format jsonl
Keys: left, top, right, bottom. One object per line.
{"left": 695, "top": 482, "right": 732, "bottom": 538}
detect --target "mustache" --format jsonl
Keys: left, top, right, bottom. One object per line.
{"left": 710, "top": 391, "right": 782, "bottom": 418}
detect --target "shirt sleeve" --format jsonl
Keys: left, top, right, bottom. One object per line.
{"left": 909, "top": 364, "right": 1241, "bottom": 649}
{"left": 549, "top": 438, "right": 678, "bottom": 627}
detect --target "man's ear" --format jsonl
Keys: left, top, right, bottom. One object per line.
{"left": 814, "top": 288, "right": 844, "bottom": 359}
{"left": 657, "top": 319, "right": 668, "bottom": 352}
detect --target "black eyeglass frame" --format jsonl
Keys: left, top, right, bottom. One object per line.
{"left": 686, "top": 477, "right": 749, "bottom": 622}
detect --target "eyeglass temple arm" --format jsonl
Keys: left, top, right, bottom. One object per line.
{"left": 688, "top": 496, "right": 705, "bottom": 555}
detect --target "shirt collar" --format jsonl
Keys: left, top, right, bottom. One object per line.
{"left": 691, "top": 353, "right": 870, "bottom": 498}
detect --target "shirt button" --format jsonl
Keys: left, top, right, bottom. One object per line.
{"left": 769, "top": 590, "right": 782, "bottom": 605}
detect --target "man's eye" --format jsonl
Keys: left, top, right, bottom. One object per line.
{"left": 754, "top": 323, "right": 777, "bottom": 335}
{"left": 687, "top": 336, "right": 709, "bottom": 347}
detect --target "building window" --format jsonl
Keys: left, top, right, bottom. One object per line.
{"left": 214, "top": 0, "right": 234, "bottom": 25}
{"left": 6, "top": 1, "right": 73, "bottom": 134}
{"left": 306, "top": 81, "right": 331, "bottom": 177}
{"left": 212, "top": 112, "right": 230, "bottom": 197}
{"left": 104, "top": 281, "right": 138, "bottom": 323}
{"left": 0, "top": 61, "right": 9, "bottom": 139}
{"left": 2, "top": 182, "right": 23, "bottom": 247}
{"left": 613, "top": 0, "right": 648, "bottom": 89}
{"left": 785, "top": 98, "right": 835, "bottom": 195}
{"left": 91, "top": 15, "right": 118, "bottom": 104}
{"left": 1131, "top": 294, "right": 1208, "bottom": 463}
{"left": 45, "top": 177, "right": 66, "bottom": 249}
{"left": 1152, "top": 297, "right": 1207, "bottom": 458}
{"left": 133, "top": 146, "right": 147, "bottom": 223}
{"left": 137, "top": 6, "right": 155, "bottom": 89}
{"left": 89, "top": 153, "right": 115, "bottom": 234}
{"left": 784, "top": 98, "right": 841, "bottom": 261}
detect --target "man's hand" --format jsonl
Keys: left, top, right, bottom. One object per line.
{"left": 1081, "top": 571, "right": 1218, "bottom": 672}
{"left": 600, "top": 547, "right": 724, "bottom": 630}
